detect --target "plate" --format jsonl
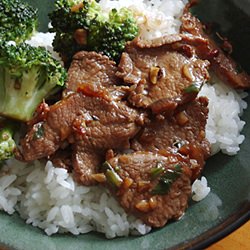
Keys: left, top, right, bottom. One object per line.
{"left": 0, "top": 1, "right": 249, "bottom": 249}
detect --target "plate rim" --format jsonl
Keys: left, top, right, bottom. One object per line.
{"left": 170, "top": 201, "right": 250, "bottom": 250}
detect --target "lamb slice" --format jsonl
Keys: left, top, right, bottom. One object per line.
{"left": 50, "top": 147, "right": 73, "bottom": 172}
{"left": 18, "top": 92, "right": 86, "bottom": 161}
{"left": 67, "top": 51, "right": 129, "bottom": 101}
{"left": 17, "top": 122, "right": 59, "bottom": 162}
{"left": 72, "top": 97, "right": 140, "bottom": 186}
{"left": 116, "top": 38, "right": 210, "bottom": 115}
{"left": 181, "top": 6, "right": 250, "bottom": 89}
{"left": 103, "top": 151, "right": 193, "bottom": 227}
{"left": 131, "top": 97, "right": 210, "bottom": 180}
{"left": 18, "top": 89, "right": 141, "bottom": 164}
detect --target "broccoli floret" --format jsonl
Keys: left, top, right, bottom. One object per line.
{"left": 0, "top": 42, "right": 67, "bottom": 122}
{"left": 49, "top": 0, "right": 139, "bottom": 62}
{"left": 88, "top": 8, "right": 139, "bottom": 61}
{"left": 0, "top": 0, "right": 38, "bottom": 43}
{"left": 0, "top": 120, "right": 17, "bottom": 162}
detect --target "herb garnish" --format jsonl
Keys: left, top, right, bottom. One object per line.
{"left": 102, "top": 161, "right": 123, "bottom": 188}
{"left": 150, "top": 162, "right": 165, "bottom": 179}
{"left": 151, "top": 164, "right": 182, "bottom": 195}
{"left": 184, "top": 83, "right": 201, "bottom": 93}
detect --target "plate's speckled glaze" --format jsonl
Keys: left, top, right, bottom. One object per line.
{"left": 0, "top": 1, "right": 249, "bottom": 249}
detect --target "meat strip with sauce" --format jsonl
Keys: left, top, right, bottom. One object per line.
{"left": 132, "top": 97, "right": 210, "bottom": 180}
{"left": 181, "top": 3, "right": 250, "bottom": 89}
{"left": 116, "top": 36, "right": 210, "bottom": 115}
{"left": 103, "top": 151, "right": 193, "bottom": 227}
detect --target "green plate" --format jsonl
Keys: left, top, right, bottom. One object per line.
{"left": 0, "top": 1, "right": 249, "bottom": 249}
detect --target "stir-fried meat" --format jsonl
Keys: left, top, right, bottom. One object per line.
{"left": 50, "top": 147, "right": 73, "bottom": 172}
{"left": 19, "top": 92, "right": 140, "bottom": 162}
{"left": 104, "top": 151, "right": 192, "bottom": 227}
{"left": 17, "top": 122, "right": 59, "bottom": 162}
{"left": 17, "top": 39, "right": 212, "bottom": 227}
{"left": 18, "top": 93, "right": 84, "bottom": 161}
{"left": 67, "top": 51, "right": 129, "bottom": 100}
{"left": 132, "top": 97, "right": 210, "bottom": 180}
{"left": 71, "top": 96, "right": 140, "bottom": 186}
{"left": 181, "top": 7, "right": 250, "bottom": 89}
{"left": 116, "top": 37, "right": 210, "bottom": 115}
{"left": 73, "top": 148, "right": 103, "bottom": 186}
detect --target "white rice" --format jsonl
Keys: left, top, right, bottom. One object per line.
{"left": 99, "top": 0, "right": 188, "bottom": 40}
{"left": 192, "top": 177, "right": 211, "bottom": 202}
{"left": 1, "top": 160, "right": 151, "bottom": 238}
{"left": 199, "top": 76, "right": 248, "bottom": 155}
{"left": 26, "top": 32, "right": 62, "bottom": 62}
{"left": 0, "top": 0, "right": 248, "bottom": 237}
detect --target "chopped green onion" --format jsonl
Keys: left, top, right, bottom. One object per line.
{"left": 184, "top": 83, "right": 201, "bottom": 93}
{"left": 151, "top": 164, "right": 182, "bottom": 195}
{"left": 105, "top": 169, "right": 123, "bottom": 188}
{"left": 150, "top": 162, "right": 165, "bottom": 179}
{"left": 114, "top": 165, "right": 121, "bottom": 172}
{"left": 102, "top": 161, "right": 123, "bottom": 188}
{"left": 102, "top": 161, "right": 113, "bottom": 171}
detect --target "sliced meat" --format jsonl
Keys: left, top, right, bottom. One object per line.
{"left": 104, "top": 151, "right": 192, "bottom": 227}
{"left": 18, "top": 122, "right": 60, "bottom": 162}
{"left": 18, "top": 93, "right": 85, "bottom": 161}
{"left": 50, "top": 147, "right": 73, "bottom": 172}
{"left": 134, "top": 33, "right": 208, "bottom": 50}
{"left": 67, "top": 51, "right": 129, "bottom": 100}
{"left": 73, "top": 148, "right": 102, "bottom": 186}
{"left": 18, "top": 92, "right": 140, "bottom": 162}
{"left": 181, "top": 7, "right": 250, "bottom": 89}
{"left": 116, "top": 38, "right": 210, "bottom": 115}
{"left": 131, "top": 97, "right": 210, "bottom": 180}
{"left": 67, "top": 51, "right": 118, "bottom": 90}
{"left": 72, "top": 97, "right": 140, "bottom": 185}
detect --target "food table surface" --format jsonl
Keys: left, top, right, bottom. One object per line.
{"left": 207, "top": 220, "right": 250, "bottom": 249}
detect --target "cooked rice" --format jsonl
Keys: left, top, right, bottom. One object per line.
{"left": 100, "top": 0, "right": 188, "bottom": 39}
{"left": 0, "top": 0, "right": 248, "bottom": 237}
{"left": 1, "top": 160, "right": 151, "bottom": 238}
{"left": 192, "top": 176, "right": 211, "bottom": 202}
{"left": 199, "top": 77, "right": 248, "bottom": 155}
{"left": 26, "top": 32, "right": 61, "bottom": 62}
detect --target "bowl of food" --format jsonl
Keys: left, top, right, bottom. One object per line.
{"left": 0, "top": 0, "right": 249, "bottom": 249}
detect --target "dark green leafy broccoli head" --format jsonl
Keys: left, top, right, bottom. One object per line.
{"left": 88, "top": 8, "right": 139, "bottom": 61}
{"left": 49, "top": 0, "right": 139, "bottom": 63}
{"left": 0, "top": 42, "right": 66, "bottom": 84}
{"left": 0, "top": 42, "right": 67, "bottom": 121}
{"left": 52, "top": 32, "right": 83, "bottom": 62}
{"left": 50, "top": 0, "right": 102, "bottom": 32}
{"left": 0, "top": 0, "right": 38, "bottom": 43}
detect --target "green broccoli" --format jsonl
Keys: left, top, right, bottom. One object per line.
{"left": 0, "top": 42, "right": 67, "bottom": 122}
{"left": 88, "top": 8, "right": 139, "bottom": 60}
{"left": 0, "top": 0, "right": 38, "bottom": 43}
{"left": 49, "top": 0, "right": 139, "bottom": 63}
{"left": 0, "top": 120, "right": 17, "bottom": 162}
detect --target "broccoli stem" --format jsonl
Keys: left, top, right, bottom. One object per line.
{"left": 0, "top": 66, "right": 56, "bottom": 121}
